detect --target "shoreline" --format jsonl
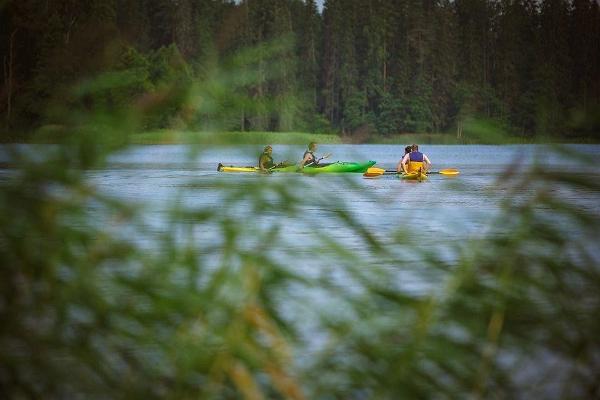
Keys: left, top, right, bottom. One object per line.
{"left": 1, "top": 129, "right": 598, "bottom": 145}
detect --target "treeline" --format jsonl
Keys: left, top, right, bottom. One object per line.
{"left": 1, "top": 0, "right": 600, "bottom": 139}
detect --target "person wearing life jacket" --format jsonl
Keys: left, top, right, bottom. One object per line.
{"left": 259, "top": 145, "right": 291, "bottom": 172}
{"left": 398, "top": 144, "right": 431, "bottom": 174}
{"left": 395, "top": 145, "right": 411, "bottom": 171}
{"left": 299, "top": 142, "right": 319, "bottom": 168}
{"left": 259, "top": 145, "right": 275, "bottom": 171}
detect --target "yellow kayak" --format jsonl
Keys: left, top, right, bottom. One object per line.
{"left": 400, "top": 169, "right": 428, "bottom": 181}
{"left": 218, "top": 165, "right": 260, "bottom": 173}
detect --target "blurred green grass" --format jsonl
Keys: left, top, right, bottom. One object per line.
{"left": 130, "top": 129, "right": 343, "bottom": 145}
{"left": 2, "top": 36, "right": 600, "bottom": 400}
{"left": 27, "top": 126, "right": 600, "bottom": 145}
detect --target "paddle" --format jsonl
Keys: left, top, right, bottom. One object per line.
{"left": 305, "top": 152, "right": 332, "bottom": 167}
{"left": 363, "top": 167, "right": 459, "bottom": 177}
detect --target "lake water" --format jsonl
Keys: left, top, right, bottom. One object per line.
{"left": 3, "top": 143, "right": 599, "bottom": 248}
{"left": 92, "top": 143, "right": 600, "bottom": 237}
{"left": 66, "top": 143, "right": 599, "bottom": 293}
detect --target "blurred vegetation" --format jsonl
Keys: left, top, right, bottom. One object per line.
{"left": 1, "top": 22, "right": 600, "bottom": 400}
{"left": 122, "top": 130, "right": 341, "bottom": 146}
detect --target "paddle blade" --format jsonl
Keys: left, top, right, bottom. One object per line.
{"left": 439, "top": 168, "right": 460, "bottom": 175}
{"left": 363, "top": 167, "right": 390, "bottom": 177}
{"left": 366, "top": 167, "right": 386, "bottom": 174}
{"left": 363, "top": 171, "right": 384, "bottom": 178}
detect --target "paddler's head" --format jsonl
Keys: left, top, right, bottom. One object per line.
{"left": 404, "top": 145, "right": 412, "bottom": 155}
{"left": 411, "top": 144, "right": 419, "bottom": 152}
{"left": 308, "top": 142, "right": 317, "bottom": 152}
{"left": 264, "top": 145, "right": 272, "bottom": 154}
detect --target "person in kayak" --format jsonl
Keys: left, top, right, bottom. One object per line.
{"left": 258, "top": 145, "right": 276, "bottom": 171}
{"left": 398, "top": 144, "right": 431, "bottom": 174}
{"left": 259, "top": 145, "right": 291, "bottom": 172}
{"left": 299, "top": 142, "right": 319, "bottom": 168}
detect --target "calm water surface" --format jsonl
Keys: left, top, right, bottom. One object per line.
{"left": 2, "top": 144, "right": 599, "bottom": 247}
{"left": 95, "top": 143, "right": 600, "bottom": 234}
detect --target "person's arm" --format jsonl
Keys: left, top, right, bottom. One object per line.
{"left": 399, "top": 154, "right": 409, "bottom": 173}
{"left": 259, "top": 155, "right": 267, "bottom": 171}
{"left": 299, "top": 154, "right": 312, "bottom": 168}
{"left": 423, "top": 154, "right": 431, "bottom": 171}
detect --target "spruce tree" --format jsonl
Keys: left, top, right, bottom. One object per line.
{"left": 535, "top": 0, "right": 571, "bottom": 136}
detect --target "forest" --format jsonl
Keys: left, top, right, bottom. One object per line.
{"left": 1, "top": 0, "right": 599, "bottom": 140}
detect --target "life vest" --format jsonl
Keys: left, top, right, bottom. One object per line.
{"left": 259, "top": 153, "right": 274, "bottom": 169}
{"left": 407, "top": 151, "right": 424, "bottom": 173}
{"left": 303, "top": 151, "right": 317, "bottom": 166}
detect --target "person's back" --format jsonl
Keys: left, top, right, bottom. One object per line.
{"left": 397, "top": 145, "right": 415, "bottom": 173}
{"left": 400, "top": 144, "right": 431, "bottom": 173}
{"left": 408, "top": 150, "right": 424, "bottom": 171}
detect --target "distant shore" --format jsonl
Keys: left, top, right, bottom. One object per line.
{"left": 96, "top": 129, "right": 600, "bottom": 145}
{"left": 2, "top": 128, "right": 598, "bottom": 145}
{"left": 91, "top": 129, "right": 600, "bottom": 145}
{"left": 129, "top": 130, "right": 343, "bottom": 145}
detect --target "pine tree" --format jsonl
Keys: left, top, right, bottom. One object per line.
{"left": 173, "top": 0, "right": 196, "bottom": 60}
{"left": 362, "top": 0, "right": 400, "bottom": 134}
{"left": 402, "top": 0, "right": 435, "bottom": 132}
{"left": 291, "top": 0, "right": 321, "bottom": 130}
{"left": 147, "top": 0, "right": 176, "bottom": 50}
{"left": 494, "top": 0, "right": 537, "bottom": 134}
{"left": 116, "top": 0, "right": 151, "bottom": 50}
{"left": 430, "top": 0, "right": 459, "bottom": 133}
{"left": 535, "top": 0, "right": 572, "bottom": 135}
{"left": 269, "top": 0, "right": 296, "bottom": 131}
{"left": 320, "top": 0, "right": 362, "bottom": 132}
{"left": 570, "top": 0, "right": 596, "bottom": 111}
{"left": 2, "top": 0, "right": 59, "bottom": 128}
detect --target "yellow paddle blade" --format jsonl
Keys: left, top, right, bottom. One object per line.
{"left": 438, "top": 168, "right": 460, "bottom": 175}
{"left": 363, "top": 167, "right": 388, "bottom": 177}
{"left": 365, "top": 167, "right": 386, "bottom": 174}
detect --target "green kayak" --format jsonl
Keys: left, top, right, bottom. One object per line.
{"left": 218, "top": 161, "right": 376, "bottom": 174}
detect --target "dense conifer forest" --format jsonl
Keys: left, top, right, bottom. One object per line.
{"left": 1, "top": 0, "right": 599, "bottom": 139}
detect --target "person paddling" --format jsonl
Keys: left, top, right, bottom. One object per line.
{"left": 398, "top": 144, "right": 431, "bottom": 174}
{"left": 300, "top": 142, "right": 319, "bottom": 168}
{"left": 259, "top": 145, "right": 291, "bottom": 172}
{"left": 258, "top": 145, "right": 276, "bottom": 172}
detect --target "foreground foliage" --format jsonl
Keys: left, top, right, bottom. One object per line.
{"left": 1, "top": 37, "right": 599, "bottom": 400}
